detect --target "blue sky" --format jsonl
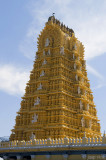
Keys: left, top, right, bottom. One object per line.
{"left": 0, "top": 0, "right": 106, "bottom": 139}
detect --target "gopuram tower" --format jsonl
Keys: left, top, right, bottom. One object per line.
{"left": 10, "top": 16, "right": 101, "bottom": 141}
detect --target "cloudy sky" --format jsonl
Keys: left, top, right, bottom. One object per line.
{"left": 0, "top": 0, "right": 106, "bottom": 141}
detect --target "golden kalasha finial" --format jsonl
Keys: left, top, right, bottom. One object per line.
{"left": 52, "top": 13, "right": 55, "bottom": 16}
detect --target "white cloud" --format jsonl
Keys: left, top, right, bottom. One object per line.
{"left": 86, "top": 63, "right": 106, "bottom": 90}
{"left": 86, "top": 64, "right": 104, "bottom": 80}
{"left": 77, "top": 17, "right": 106, "bottom": 60}
{"left": 19, "top": 0, "right": 106, "bottom": 61}
{"left": 0, "top": 65, "right": 29, "bottom": 96}
{"left": 93, "top": 83, "right": 106, "bottom": 90}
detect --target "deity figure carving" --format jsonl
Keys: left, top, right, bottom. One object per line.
{"left": 43, "top": 50, "right": 45, "bottom": 56}
{"left": 34, "top": 97, "right": 40, "bottom": 105}
{"left": 30, "top": 133, "right": 36, "bottom": 140}
{"left": 80, "top": 66, "right": 82, "bottom": 71}
{"left": 60, "top": 47, "right": 64, "bottom": 55}
{"left": 40, "top": 70, "right": 45, "bottom": 77}
{"left": 37, "top": 83, "right": 42, "bottom": 90}
{"left": 81, "top": 154, "right": 87, "bottom": 159}
{"left": 78, "top": 86, "right": 81, "bottom": 94}
{"left": 73, "top": 53, "right": 75, "bottom": 59}
{"left": 47, "top": 49, "right": 50, "bottom": 55}
{"left": 79, "top": 100, "right": 83, "bottom": 110}
{"left": 45, "top": 38, "right": 50, "bottom": 47}
{"left": 82, "top": 78, "right": 84, "bottom": 82}
{"left": 74, "top": 63, "right": 76, "bottom": 70}
{"left": 42, "top": 59, "right": 47, "bottom": 65}
{"left": 75, "top": 74, "right": 78, "bottom": 81}
{"left": 9, "top": 16, "right": 101, "bottom": 141}
{"left": 74, "top": 43, "right": 77, "bottom": 50}
{"left": 81, "top": 117, "right": 85, "bottom": 127}
{"left": 89, "top": 119, "right": 92, "bottom": 129}
{"left": 63, "top": 154, "right": 68, "bottom": 158}
{"left": 32, "top": 114, "right": 38, "bottom": 123}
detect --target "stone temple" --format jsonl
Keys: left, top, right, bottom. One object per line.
{"left": 10, "top": 15, "right": 101, "bottom": 141}
{"left": 0, "top": 16, "right": 105, "bottom": 160}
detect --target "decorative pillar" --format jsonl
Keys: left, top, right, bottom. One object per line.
{"left": 31, "top": 155, "right": 36, "bottom": 160}
{"left": 47, "top": 138, "right": 52, "bottom": 145}
{"left": 82, "top": 132, "right": 87, "bottom": 144}
{"left": 3, "top": 156, "right": 8, "bottom": 160}
{"left": 64, "top": 137, "right": 69, "bottom": 145}
{"left": 63, "top": 154, "right": 68, "bottom": 159}
{"left": 101, "top": 154, "right": 106, "bottom": 159}
{"left": 45, "top": 155, "right": 50, "bottom": 159}
{"left": 81, "top": 154, "right": 87, "bottom": 159}
{"left": 17, "top": 156, "right": 21, "bottom": 160}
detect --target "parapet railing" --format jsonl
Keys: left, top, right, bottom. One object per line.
{"left": 0, "top": 136, "right": 106, "bottom": 149}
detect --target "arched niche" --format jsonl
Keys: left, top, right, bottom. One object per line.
{"left": 37, "top": 25, "right": 62, "bottom": 51}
